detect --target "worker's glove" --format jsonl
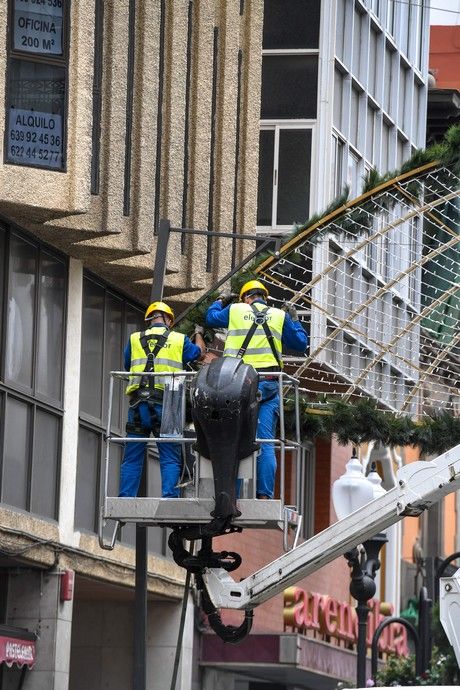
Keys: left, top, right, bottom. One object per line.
{"left": 190, "top": 324, "right": 205, "bottom": 343}
{"left": 283, "top": 303, "right": 299, "bottom": 321}
{"left": 218, "top": 293, "right": 238, "bottom": 308}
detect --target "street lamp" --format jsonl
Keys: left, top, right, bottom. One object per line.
{"left": 332, "top": 450, "right": 387, "bottom": 689}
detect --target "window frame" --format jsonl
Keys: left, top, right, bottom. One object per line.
{"left": 0, "top": 219, "right": 68, "bottom": 520}
{"left": 4, "top": 0, "right": 71, "bottom": 172}
{"left": 257, "top": 122, "right": 315, "bottom": 233}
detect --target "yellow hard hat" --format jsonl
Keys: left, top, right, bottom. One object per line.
{"left": 239, "top": 280, "right": 268, "bottom": 301}
{"left": 144, "top": 301, "right": 175, "bottom": 323}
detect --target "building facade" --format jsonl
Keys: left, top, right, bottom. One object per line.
{"left": 0, "top": 1, "right": 265, "bottom": 688}
{"left": 201, "top": 1, "right": 431, "bottom": 688}
{"left": 0, "top": 1, "right": 436, "bottom": 689}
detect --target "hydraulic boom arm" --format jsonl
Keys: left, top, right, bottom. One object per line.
{"left": 203, "top": 443, "right": 460, "bottom": 611}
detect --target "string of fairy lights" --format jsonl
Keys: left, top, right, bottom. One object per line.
{"left": 259, "top": 165, "right": 460, "bottom": 417}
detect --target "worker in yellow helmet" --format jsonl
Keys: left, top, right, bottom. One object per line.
{"left": 119, "top": 301, "right": 205, "bottom": 497}
{"left": 205, "top": 280, "right": 308, "bottom": 499}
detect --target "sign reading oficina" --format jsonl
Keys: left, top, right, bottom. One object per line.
{"left": 13, "top": 0, "right": 63, "bottom": 55}
{"left": 8, "top": 109, "right": 63, "bottom": 169}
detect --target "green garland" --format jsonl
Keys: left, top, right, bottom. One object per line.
{"left": 285, "top": 396, "right": 460, "bottom": 456}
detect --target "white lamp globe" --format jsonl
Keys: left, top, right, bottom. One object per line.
{"left": 332, "top": 449, "right": 375, "bottom": 520}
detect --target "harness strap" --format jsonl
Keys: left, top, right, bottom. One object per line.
{"left": 248, "top": 305, "right": 282, "bottom": 369}
{"left": 138, "top": 328, "right": 169, "bottom": 391}
{"left": 234, "top": 305, "right": 282, "bottom": 369}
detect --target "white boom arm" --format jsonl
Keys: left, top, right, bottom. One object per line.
{"left": 203, "top": 443, "right": 460, "bottom": 611}
{"left": 440, "top": 569, "right": 460, "bottom": 666}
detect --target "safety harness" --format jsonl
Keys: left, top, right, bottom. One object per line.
{"left": 126, "top": 329, "right": 170, "bottom": 436}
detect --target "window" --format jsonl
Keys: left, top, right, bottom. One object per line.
{"left": 366, "top": 104, "right": 376, "bottom": 163}
{"left": 381, "top": 121, "right": 391, "bottom": 173}
{"left": 350, "top": 87, "right": 360, "bottom": 149}
{"left": 5, "top": 0, "right": 69, "bottom": 170}
{"left": 263, "top": 0, "right": 320, "bottom": 49}
{"left": 75, "top": 276, "right": 166, "bottom": 549}
{"left": 333, "top": 69, "right": 344, "bottom": 131}
{"left": 297, "top": 444, "right": 315, "bottom": 539}
{"left": 368, "top": 28, "right": 379, "bottom": 100}
{"left": 331, "top": 134, "right": 344, "bottom": 198}
{"left": 352, "top": 10, "right": 366, "bottom": 82}
{"left": 398, "top": 64, "right": 407, "bottom": 128}
{"left": 257, "top": 126, "right": 312, "bottom": 229}
{"left": 347, "top": 150, "right": 361, "bottom": 198}
{"left": 386, "top": 0, "right": 395, "bottom": 35}
{"left": 0, "top": 222, "right": 67, "bottom": 519}
{"left": 383, "top": 45, "right": 395, "bottom": 116}
{"left": 335, "top": 0, "right": 346, "bottom": 61}
{"left": 261, "top": 55, "right": 318, "bottom": 120}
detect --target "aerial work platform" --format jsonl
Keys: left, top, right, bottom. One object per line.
{"left": 99, "top": 367, "right": 302, "bottom": 548}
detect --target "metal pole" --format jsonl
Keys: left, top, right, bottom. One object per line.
{"left": 418, "top": 586, "right": 432, "bottom": 675}
{"left": 134, "top": 218, "right": 171, "bottom": 690}
{"left": 356, "top": 600, "right": 369, "bottom": 689}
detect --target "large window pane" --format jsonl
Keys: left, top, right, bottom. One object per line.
{"left": 261, "top": 55, "right": 318, "bottom": 119}
{"left": 6, "top": 59, "right": 66, "bottom": 170}
{"left": 257, "top": 129, "right": 275, "bottom": 226}
{"left": 36, "top": 253, "right": 66, "bottom": 402}
{"left": 104, "top": 295, "right": 123, "bottom": 429}
{"left": 5, "top": 235, "right": 37, "bottom": 389}
{"left": 80, "top": 279, "right": 104, "bottom": 420}
{"left": 277, "top": 129, "right": 311, "bottom": 226}
{"left": 31, "top": 410, "right": 59, "bottom": 519}
{"left": 75, "top": 427, "right": 100, "bottom": 531}
{"left": 3, "top": 398, "right": 30, "bottom": 510}
{"left": 263, "top": 0, "right": 320, "bottom": 49}
{"left": 0, "top": 227, "right": 5, "bottom": 350}
{"left": 350, "top": 88, "right": 360, "bottom": 149}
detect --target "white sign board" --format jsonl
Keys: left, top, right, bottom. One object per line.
{"left": 13, "top": 0, "right": 63, "bottom": 55}
{"left": 7, "top": 108, "right": 63, "bottom": 169}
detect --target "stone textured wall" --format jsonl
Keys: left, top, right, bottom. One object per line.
{"left": 0, "top": 0, "right": 263, "bottom": 306}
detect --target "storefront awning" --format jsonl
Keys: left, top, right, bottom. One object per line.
{"left": 0, "top": 625, "right": 36, "bottom": 669}
{"left": 201, "top": 632, "right": 375, "bottom": 689}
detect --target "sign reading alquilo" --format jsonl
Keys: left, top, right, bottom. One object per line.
{"left": 283, "top": 587, "right": 408, "bottom": 656}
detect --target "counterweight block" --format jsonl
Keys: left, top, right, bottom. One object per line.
{"left": 191, "top": 357, "right": 259, "bottom": 521}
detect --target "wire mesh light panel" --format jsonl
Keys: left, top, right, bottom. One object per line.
{"left": 255, "top": 163, "right": 460, "bottom": 419}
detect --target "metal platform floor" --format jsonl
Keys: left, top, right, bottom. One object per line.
{"left": 104, "top": 497, "right": 299, "bottom": 528}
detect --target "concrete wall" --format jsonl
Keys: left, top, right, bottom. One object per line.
{"left": 69, "top": 596, "right": 195, "bottom": 690}
{"left": 5, "top": 570, "right": 73, "bottom": 690}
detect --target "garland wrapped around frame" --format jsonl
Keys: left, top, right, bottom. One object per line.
{"left": 176, "top": 125, "right": 460, "bottom": 456}
{"left": 284, "top": 396, "right": 460, "bottom": 456}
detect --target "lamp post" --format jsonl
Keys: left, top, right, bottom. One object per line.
{"left": 332, "top": 450, "right": 388, "bottom": 689}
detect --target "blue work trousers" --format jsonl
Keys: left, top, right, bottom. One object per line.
{"left": 119, "top": 401, "right": 182, "bottom": 498}
{"left": 256, "top": 379, "right": 280, "bottom": 498}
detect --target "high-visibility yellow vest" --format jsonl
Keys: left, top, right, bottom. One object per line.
{"left": 223, "top": 302, "right": 285, "bottom": 370}
{"left": 125, "top": 326, "right": 185, "bottom": 395}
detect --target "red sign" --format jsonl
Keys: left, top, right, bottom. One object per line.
{"left": 283, "top": 587, "right": 408, "bottom": 656}
{"left": 0, "top": 636, "right": 36, "bottom": 668}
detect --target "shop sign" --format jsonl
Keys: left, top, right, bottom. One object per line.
{"left": 283, "top": 587, "right": 408, "bottom": 656}
{"left": 0, "top": 636, "right": 36, "bottom": 667}
{"left": 13, "top": 0, "right": 63, "bottom": 55}
{"left": 7, "top": 108, "right": 63, "bottom": 169}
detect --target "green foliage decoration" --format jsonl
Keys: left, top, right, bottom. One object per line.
{"left": 288, "top": 396, "right": 460, "bottom": 456}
